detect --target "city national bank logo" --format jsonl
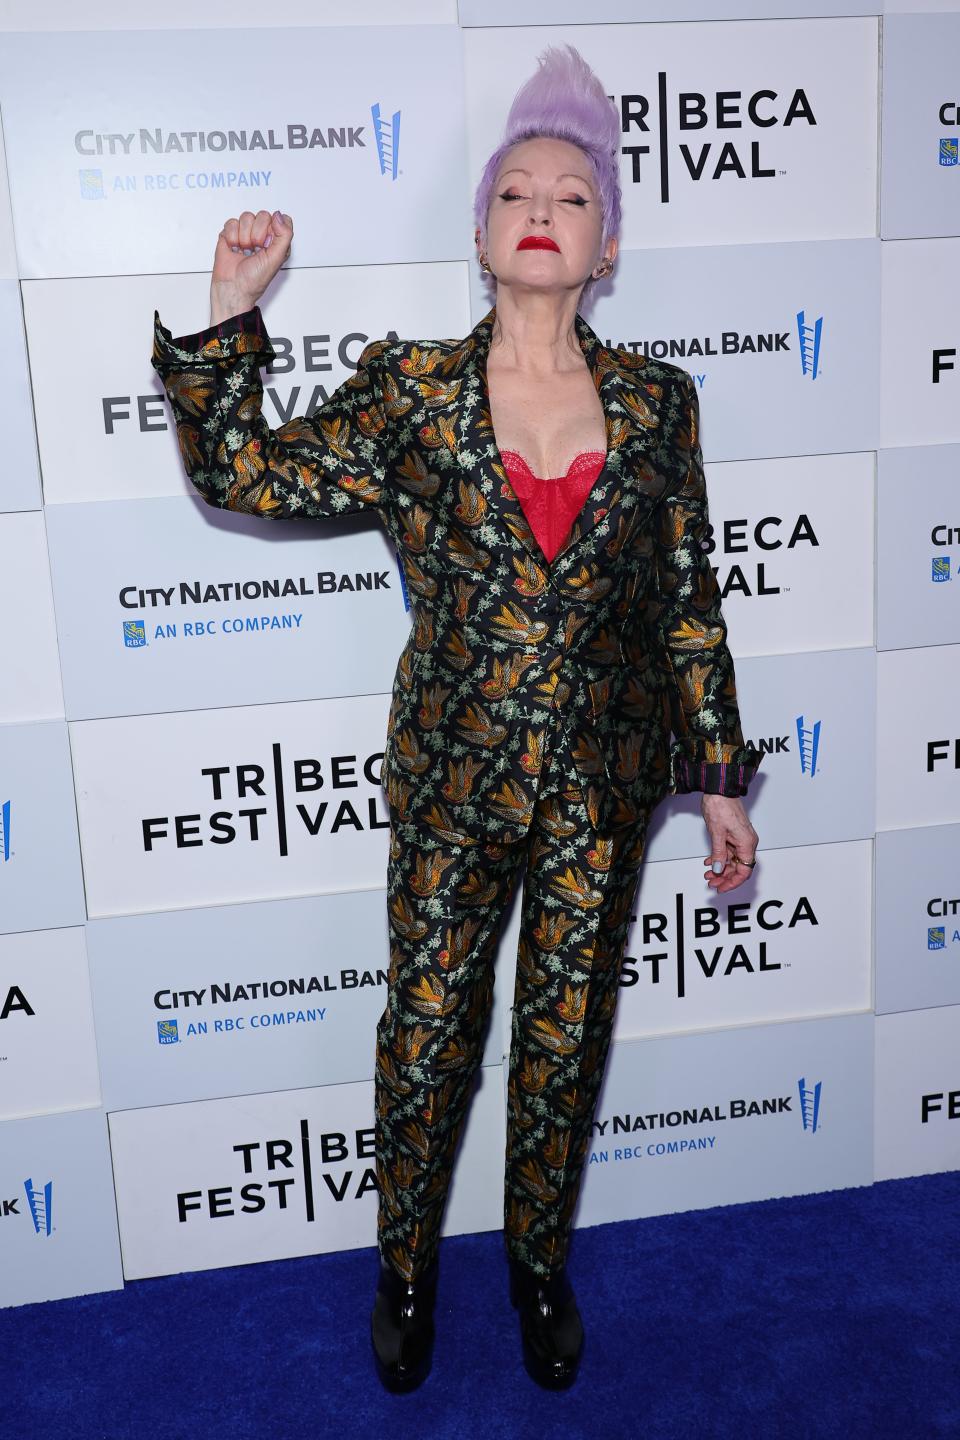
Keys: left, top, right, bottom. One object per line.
{"left": 371, "top": 102, "right": 400, "bottom": 180}
{"left": 932, "top": 557, "right": 950, "bottom": 583}
{"left": 799, "top": 1076, "right": 822, "bottom": 1133}
{"left": 589, "top": 1078, "right": 823, "bottom": 1165}
{"left": 619, "top": 886, "right": 819, "bottom": 1001}
{"left": 140, "top": 741, "right": 389, "bottom": 857}
{"left": 112, "top": 572, "right": 391, "bottom": 650}
{"left": 177, "top": 1118, "right": 375, "bottom": 1224}
{"left": 24, "top": 1178, "right": 54, "bottom": 1236}
{"left": 153, "top": 970, "right": 384, "bottom": 1045}
{"left": 797, "top": 714, "right": 822, "bottom": 777}
{"left": 0, "top": 798, "right": 11, "bottom": 861}
{"left": 77, "top": 114, "right": 399, "bottom": 200}
{"left": 797, "top": 310, "right": 823, "bottom": 379}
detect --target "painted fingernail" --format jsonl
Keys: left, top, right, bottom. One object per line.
{"left": 712, "top": 860, "right": 725, "bottom": 873}
{"left": 264, "top": 233, "right": 273, "bottom": 248}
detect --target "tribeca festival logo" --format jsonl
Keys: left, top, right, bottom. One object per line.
{"left": 77, "top": 109, "right": 398, "bottom": 200}
{"left": 611, "top": 78, "right": 817, "bottom": 202}
{"left": 798, "top": 1076, "right": 822, "bottom": 1133}
{"left": 24, "top": 1179, "right": 54, "bottom": 1237}
{"left": 0, "top": 798, "right": 11, "bottom": 862}
{"left": 176, "top": 1118, "right": 376, "bottom": 1224}
{"left": 140, "top": 742, "right": 389, "bottom": 858}
{"left": 619, "top": 886, "right": 819, "bottom": 1001}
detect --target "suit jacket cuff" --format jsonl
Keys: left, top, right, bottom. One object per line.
{"left": 668, "top": 737, "right": 763, "bottom": 798}
{"left": 152, "top": 304, "right": 274, "bottom": 366}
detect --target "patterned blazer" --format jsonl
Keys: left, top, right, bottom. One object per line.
{"left": 151, "top": 302, "right": 762, "bottom": 846}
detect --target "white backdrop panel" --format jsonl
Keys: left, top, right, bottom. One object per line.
{"left": 86, "top": 888, "right": 510, "bottom": 1111}
{"left": 0, "top": 512, "right": 62, "bottom": 719}
{"left": 0, "top": 927, "right": 100, "bottom": 1121}
{"left": 877, "top": 444, "right": 960, "bottom": 651}
{"left": 108, "top": 1066, "right": 505, "bottom": 1280}
{"left": 875, "top": 823, "right": 960, "bottom": 1016}
{"left": 616, "top": 839, "right": 873, "bottom": 1041}
{"left": 876, "top": 643, "right": 960, "bottom": 831}
{"left": 703, "top": 450, "right": 874, "bottom": 657}
{"left": 0, "top": 282, "right": 41, "bottom": 511}
{"left": 576, "top": 1011, "right": 874, "bottom": 1227}
{"left": 0, "top": 722, "right": 86, "bottom": 937}
{"left": 875, "top": 1004, "right": 960, "bottom": 1182}
{"left": 0, "top": 25, "right": 469, "bottom": 278}
{"left": 69, "top": 694, "right": 392, "bottom": 918}
{"left": 646, "top": 646, "right": 876, "bottom": 862}
{"left": 0, "top": 1106, "right": 124, "bottom": 1308}
{"left": 464, "top": 20, "right": 877, "bottom": 250}
{"left": 24, "top": 264, "right": 470, "bottom": 506}
{"left": 460, "top": 2, "right": 878, "bottom": 19}
{"left": 0, "top": 1, "right": 457, "bottom": 29}
{"left": 880, "top": 238, "right": 960, "bottom": 448}
{"left": 881, "top": 12, "right": 960, "bottom": 240}
{"left": 472, "top": 239, "right": 881, "bottom": 462}
{"left": 45, "top": 495, "right": 412, "bottom": 721}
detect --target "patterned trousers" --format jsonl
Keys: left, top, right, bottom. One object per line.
{"left": 374, "top": 721, "right": 652, "bottom": 1283}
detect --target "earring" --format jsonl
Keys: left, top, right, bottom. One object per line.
{"left": 478, "top": 251, "right": 492, "bottom": 273}
{"left": 593, "top": 259, "right": 614, "bottom": 279}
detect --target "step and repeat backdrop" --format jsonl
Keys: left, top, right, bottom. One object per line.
{"left": 1, "top": 1, "right": 958, "bottom": 1308}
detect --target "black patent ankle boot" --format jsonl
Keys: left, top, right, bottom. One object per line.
{"left": 508, "top": 1254, "right": 584, "bottom": 1390}
{"left": 370, "top": 1254, "right": 439, "bottom": 1392}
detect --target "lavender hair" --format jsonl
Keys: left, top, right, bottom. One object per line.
{"left": 472, "top": 44, "right": 622, "bottom": 286}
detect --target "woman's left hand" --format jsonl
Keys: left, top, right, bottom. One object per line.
{"left": 700, "top": 793, "right": 759, "bottom": 892}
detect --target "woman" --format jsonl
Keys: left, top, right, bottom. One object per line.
{"left": 151, "top": 44, "right": 762, "bottom": 1394}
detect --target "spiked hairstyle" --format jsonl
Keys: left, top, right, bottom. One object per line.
{"left": 472, "top": 44, "right": 622, "bottom": 286}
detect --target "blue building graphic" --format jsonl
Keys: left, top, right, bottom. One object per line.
{"left": 798, "top": 1078, "right": 822, "bottom": 1134}
{"left": 0, "top": 798, "right": 10, "bottom": 861}
{"left": 24, "top": 1178, "right": 53, "bottom": 1236}
{"left": 796, "top": 309, "right": 823, "bottom": 379}
{"left": 371, "top": 102, "right": 401, "bottom": 179}
{"left": 795, "top": 715, "right": 821, "bottom": 777}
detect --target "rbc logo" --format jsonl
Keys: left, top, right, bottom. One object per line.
{"left": 932, "top": 556, "right": 950, "bottom": 583}
{"left": 78, "top": 169, "right": 105, "bottom": 200}
{"left": 928, "top": 927, "right": 945, "bottom": 951}
{"left": 798, "top": 1078, "right": 822, "bottom": 1134}
{"left": 371, "top": 102, "right": 401, "bottom": 180}
{"left": 124, "top": 619, "right": 147, "bottom": 648}
{"left": 158, "top": 1018, "right": 180, "bottom": 1045}
{"left": 796, "top": 309, "right": 823, "bottom": 380}
{"left": 939, "top": 138, "right": 958, "bottom": 167}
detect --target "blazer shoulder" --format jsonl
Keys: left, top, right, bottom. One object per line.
{"left": 360, "top": 334, "right": 463, "bottom": 368}
{"left": 604, "top": 342, "right": 694, "bottom": 393}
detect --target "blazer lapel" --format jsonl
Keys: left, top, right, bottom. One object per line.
{"left": 434, "top": 304, "right": 665, "bottom": 577}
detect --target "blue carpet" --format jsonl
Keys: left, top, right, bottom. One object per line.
{"left": 3, "top": 1172, "right": 959, "bottom": 1440}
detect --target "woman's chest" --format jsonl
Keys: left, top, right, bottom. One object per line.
{"left": 485, "top": 361, "right": 607, "bottom": 479}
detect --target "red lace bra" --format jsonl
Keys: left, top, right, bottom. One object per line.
{"left": 500, "top": 448, "right": 607, "bottom": 564}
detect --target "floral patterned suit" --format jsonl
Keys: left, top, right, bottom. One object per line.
{"left": 151, "top": 301, "right": 762, "bottom": 1281}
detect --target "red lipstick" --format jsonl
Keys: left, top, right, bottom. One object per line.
{"left": 517, "top": 235, "right": 560, "bottom": 252}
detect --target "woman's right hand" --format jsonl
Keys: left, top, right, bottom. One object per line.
{"left": 210, "top": 209, "right": 294, "bottom": 321}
